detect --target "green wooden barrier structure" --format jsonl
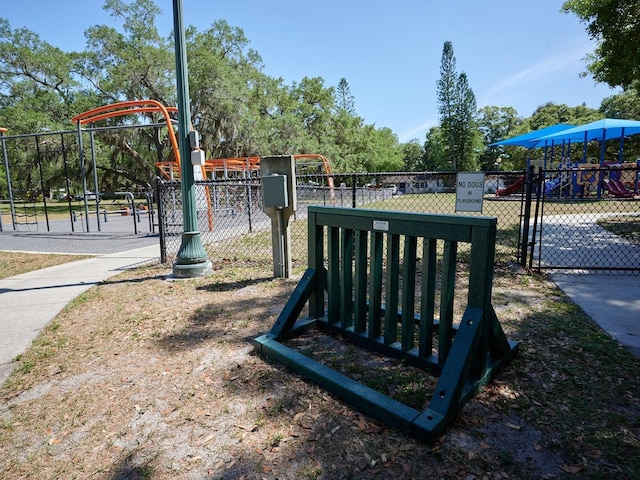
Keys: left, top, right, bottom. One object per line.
{"left": 254, "top": 206, "right": 519, "bottom": 443}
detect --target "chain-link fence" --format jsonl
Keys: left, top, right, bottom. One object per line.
{"left": 157, "top": 171, "right": 527, "bottom": 268}
{"left": 528, "top": 166, "right": 640, "bottom": 272}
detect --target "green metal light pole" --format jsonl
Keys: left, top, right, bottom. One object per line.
{"left": 172, "top": 0, "right": 212, "bottom": 278}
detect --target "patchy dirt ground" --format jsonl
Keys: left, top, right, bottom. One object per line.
{"left": 1, "top": 259, "right": 639, "bottom": 479}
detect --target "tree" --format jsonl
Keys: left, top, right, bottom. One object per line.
{"left": 0, "top": 19, "right": 77, "bottom": 124}
{"left": 186, "top": 19, "right": 266, "bottom": 158}
{"left": 423, "top": 126, "right": 449, "bottom": 171}
{"left": 336, "top": 77, "right": 356, "bottom": 115}
{"left": 600, "top": 88, "right": 640, "bottom": 119}
{"left": 452, "top": 72, "right": 480, "bottom": 171}
{"left": 78, "top": 0, "right": 174, "bottom": 105}
{"left": 600, "top": 89, "right": 640, "bottom": 160}
{"left": 436, "top": 41, "right": 458, "bottom": 170}
{"left": 400, "top": 139, "right": 424, "bottom": 171}
{"left": 562, "top": 0, "right": 640, "bottom": 90}
{"left": 477, "top": 106, "right": 522, "bottom": 170}
{"left": 436, "top": 41, "right": 479, "bottom": 171}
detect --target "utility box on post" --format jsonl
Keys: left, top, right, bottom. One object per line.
{"left": 262, "top": 174, "right": 289, "bottom": 209}
{"left": 261, "top": 155, "right": 297, "bottom": 278}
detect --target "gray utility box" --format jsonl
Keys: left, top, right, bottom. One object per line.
{"left": 262, "top": 174, "right": 289, "bottom": 209}
{"left": 260, "top": 155, "right": 297, "bottom": 278}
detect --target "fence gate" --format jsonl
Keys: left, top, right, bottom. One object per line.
{"left": 524, "top": 166, "right": 640, "bottom": 272}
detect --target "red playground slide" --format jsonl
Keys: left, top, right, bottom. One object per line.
{"left": 605, "top": 179, "right": 635, "bottom": 198}
{"left": 496, "top": 176, "right": 525, "bottom": 197}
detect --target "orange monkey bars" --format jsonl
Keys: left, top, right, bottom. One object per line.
{"left": 72, "top": 99, "right": 182, "bottom": 170}
{"left": 72, "top": 100, "right": 214, "bottom": 231}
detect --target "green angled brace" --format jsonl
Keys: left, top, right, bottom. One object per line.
{"left": 268, "top": 268, "right": 317, "bottom": 339}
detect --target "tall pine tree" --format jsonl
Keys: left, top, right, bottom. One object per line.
{"left": 436, "top": 41, "right": 458, "bottom": 170}
{"left": 336, "top": 77, "right": 356, "bottom": 115}
{"left": 436, "top": 41, "right": 479, "bottom": 171}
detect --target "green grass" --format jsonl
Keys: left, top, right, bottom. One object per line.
{"left": 598, "top": 214, "right": 640, "bottom": 245}
{"left": 0, "top": 251, "right": 91, "bottom": 280}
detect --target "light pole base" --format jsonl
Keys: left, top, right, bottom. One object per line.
{"left": 172, "top": 231, "right": 212, "bottom": 278}
{"left": 172, "top": 260, "right": 213, "bottom": 278}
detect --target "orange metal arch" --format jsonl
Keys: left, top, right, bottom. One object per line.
{"left": 71, "top": 101, "right": 219, "bottom": 231}
{"left": 72, "top": 100, "right": 181, "bottom": 170}
{"left": 293, "top": 154, "right": 333, "bottom": 175}
{"left": 158, "top": 154, "right": 333, "bottom": 181}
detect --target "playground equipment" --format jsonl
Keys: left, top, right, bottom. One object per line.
{"left": 573, "top": 163, "right": 600, "bottom": 197}
{"left": 603, "top": 178, "right": 635, "bottom": 198}
{"left": 0, "top": 127, "right": 15, "bottom": 231}
{"left": 156, "top": 153, "right": 333, "bottom": 180}
{"left": 602, "top": 161, "right": 638, "bottom": 198}
{"left": 254, "top": 206, "right": 519, "bottom": 443}
{"left": 496, "top": 176, "right": 524, "bottom": 196}
{"left": 72, "top": 100, "right": 213, "bottom": 232}
{"left": 541, "top": 158, "right": 640, "bottom": 199}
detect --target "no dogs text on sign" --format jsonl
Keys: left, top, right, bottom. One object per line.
{"left": 455, "top": 172, "right": 485, "bottom": 212}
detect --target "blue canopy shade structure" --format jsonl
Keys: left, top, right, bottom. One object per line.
{"left": 534, "top": 118, "right": 640, "bottom": 165}
{"left": 534, "top": 118, "right": 640, "bottom": 144}
{"left": 489, "top": 124, "right": 576, "bottom": 148}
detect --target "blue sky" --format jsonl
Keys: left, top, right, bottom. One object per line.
{"left": 2, "top": 1, "right": 620, "bottom": 142}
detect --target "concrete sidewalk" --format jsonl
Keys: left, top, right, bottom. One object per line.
{"left": 551, "top": 272, "right": 640, "bottom": 357}
{"left": 0, "top": 244, "right": 160, "bottom": 385}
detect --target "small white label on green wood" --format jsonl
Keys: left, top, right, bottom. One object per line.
{"left": 373, "top": 220, "right": 389, "bottom": 231}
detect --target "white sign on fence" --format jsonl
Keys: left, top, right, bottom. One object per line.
{"left": 455, "top": 172, "right": 485, "bottom": 212}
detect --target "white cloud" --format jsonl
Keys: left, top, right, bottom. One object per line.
{"left": 398, "top": 118, "right": 437, "bottom": 143}
{"left": 479, "top": 39, "right": 593, "bottom": 108}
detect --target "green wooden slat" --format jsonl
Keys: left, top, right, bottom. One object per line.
{"left": 340, "top": 228, "right": 354, "bottom": 329}
{"left": 368, "top": 231, "right": 384, "bottom": 339}
{"left": 308, "top": 206, "right": 495, "bottom": 242}
{"left": 438, "top": 240, "right": 457, "bottom": 369}
{"left": 384, "top": 233, "right": 401, "bottom": 345}
{"left": 419, "top": 238, "right": 437, "bottom": 358}
{"left": 327, "top": 226, "right": 340, "bottom": 323}
{"left": 401, "top": 236, "right": 417, "bottom": 351}
{"left": 353, "top": 230, "right": 368, "bottom": 334}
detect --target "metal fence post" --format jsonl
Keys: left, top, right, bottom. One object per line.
{"left": 528, "top": 170, "right": 543, "bottom": 270}
{"left": 156, "top": 182, "right": 167, "bottom": 264}
{"left": 352, "top": 174, "right": 357, "bottom": 208}
{"left": 519, "top": 166, "right": 535, "bottom": 267}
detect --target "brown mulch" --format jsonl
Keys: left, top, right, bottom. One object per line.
{"left": 1, "top": 259, "right": 639, "bottom": 479}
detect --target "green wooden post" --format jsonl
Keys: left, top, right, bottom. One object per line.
{"left": 401, "top": 236, "right": 417, "bottom": 352}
